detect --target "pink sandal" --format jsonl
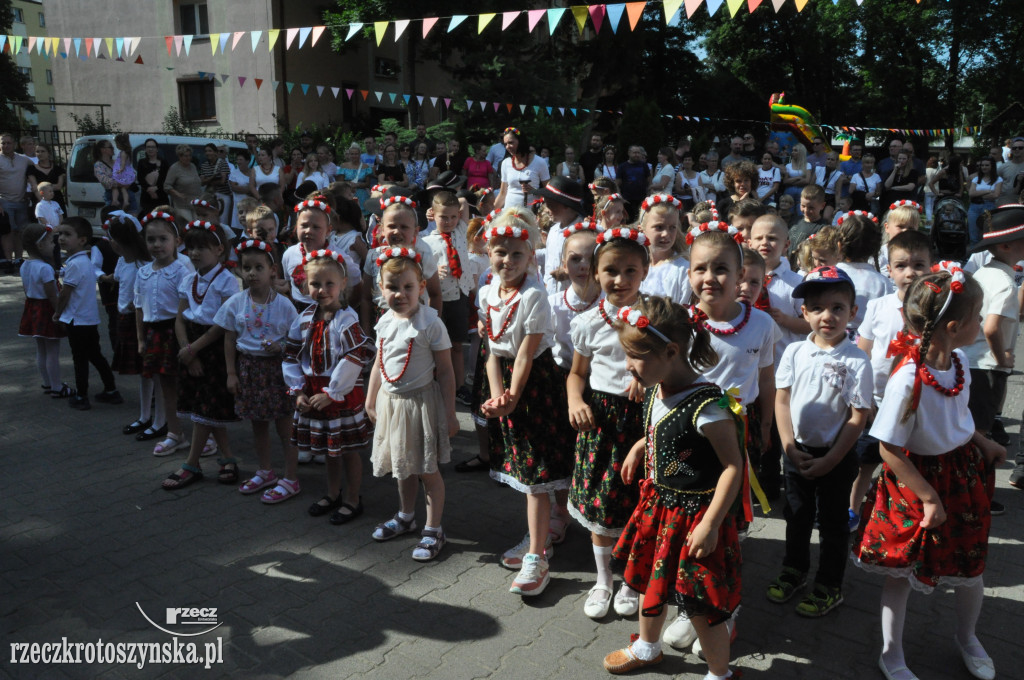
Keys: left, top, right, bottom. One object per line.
{"left": 152, "top": 433, "right": 186, "bottom": 457}
{"left": 261, "top": 478, "right": 300, "bottom": 505}
{"left": 239, "top": 470, "right": 277, "bottom": 495}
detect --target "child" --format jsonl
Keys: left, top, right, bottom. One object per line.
{"left": 566, "top": 227, "right": 648, "bottom": 619}
{"left": 602, "top": 296, "right": 744, "bottom": 679}
{"left": 788, "top": 185, "right": 829, "bottom": 258}
{"left": 637, "top": 194, "right": 690, "bottom": 301}
{"left": 365, "top": 247, "right": 459, "bottom": 560}
{"left": 235, "top": 196, "right": 259, "bottom": 236}
{"left": 777, "top": 193, "right": 797, "bottom": 227}
{"left": 479, "top": 208, "right": 573, "bottom": 596}
{"left": 110, "top": 132, "right": 137, "bottom": 210}
{"left": 850, "top": 229, "right": 932, "bottom": 530}
{"left": 748, "top": 215, "right": 810, "bottom": 357}
{"left": 160, "top": 220, "right": 241, "bottom": 490}
{"left": 836, "top": 212, "right": 893, "bottom": 332}
{"left": 34, "top": 182, "right": 63, "bottom": 228}
{"left": 726, "top": 199, "right": 767, "bottom": 243}
{"left": 549, "top": 220, "right": 602, "bottom": 370}
{"left": 878, "top": 201, "right": 923, "bottom": 275}
{"left": 829, "top": 195, "right": 853, "bottom": 226}
{"left": 770, "top": 266, "right": 872, "bottom": 617}
{"left": 736, "top": 247, "right": 766, "bottom": 309}
{"left": 283, "top": 249, "right": 374, "bottom": 523}
{"left": 105, "top": 212, "right": 156, "bottom": 435}
{"left": 423, "top": 191, "right": 474, "bottom": 401}
{"left": 594, "top": 192, "right": 626, "bottom": 231}
{"left": 18, "top": 224, "right": 65, "bottom": 396}
{"left": 134, "top": 210, "right": 193, "bottom": 451}
{"left": 795, "top": 226, "right": 842, "bottom": 276}
{"left": 854, "top": 269, "right": 1004, "bottom": 680}
{"left": 54, "top": 217, "right": 121, "bottom": 410}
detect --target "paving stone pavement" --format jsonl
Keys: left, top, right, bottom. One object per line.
{"left": 0, "top": 274, "right": 1021, "bottom": 679}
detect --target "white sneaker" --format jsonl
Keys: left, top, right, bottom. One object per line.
{"left": 692, "top": 607, "right": 739, "bottom": 660}
{"left": 613, "top": 582, "right": 640, "bottom": 617}
{"left": 500, "top": 533, "right": 554, "bottom": 570}
{"left": 297, "top": 450, "right": 313, "bottom": 464}
{"left": 510, "top": 554, "right": 550, "bottom": 596}
{"left": 663, "top": 610, "right": 698, "bottom": 649}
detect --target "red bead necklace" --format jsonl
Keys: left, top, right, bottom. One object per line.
{"left": 919, "top": 352, "right": 965, "bottom": 397}
{"left": 598, "top": 300, "right": 618, "bottom": 328}
{"left": 191, "top": 265, "right": 225, "bottom": 305}
{"left": 564, "top": 288, "right": 598, "bottom": 314}
{"left": 378, "top": 337, "right": 414, "bottom": 384}
{"left": 485, "top": 277, "right": 525, "bottom": 341}
{"left": 690, "top": 302, "right": 751, "bottom": 336}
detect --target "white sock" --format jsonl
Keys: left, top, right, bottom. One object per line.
{"left": 703, "top": 672, "right": 732, "bottom": 680}
{"left": 139, "top": 377, "right": 154, "bottom": 422}
{"left": 631, "top": 638, "right": 661, "bottom": 661}
{"left": 880, "top": 577, "right": 912, "bottom": 669}
{"left": 423, "top": 525, "right": 441, "bottom": 534}
{"left": 593, "top": 544, "right": 613, "bottom": 589}
{"left": 152, "top": 380, "right": 166, "bottom": 429}
{"left": 398, "top": 510, "right": 415, "bottom": 523}
{"left": 954, "top": 580, "right": 987, "bottom": 656}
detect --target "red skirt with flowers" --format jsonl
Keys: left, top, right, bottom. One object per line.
{"left": 141, "top": 319, "right": 178, "bottom": 377}
{"left": 488, "top": 350, "right": 573, "bottom": 493}
{"left": 853, "top": 443, "right": 994, "bottom": 592}
{"left": 19, "top": 297, "right": 64, "bottom": 339}
{"left": 613, "top": 479, "right": 742, "bottom": 625}
{"left": 568, "top": 390, "right": 644, "bottom": 536}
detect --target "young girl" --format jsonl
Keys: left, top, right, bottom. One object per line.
{"left": 602, "top": 295, "right": 744, "bottom": 680}
{"left": 479, "top": 208, "right": 573, "bottom": 596}
{"left": 855, "top": 268, "right": 1003, "bottom": 680}
{"left": 134, "top": 210, "right": 192, "bottom": 449}
{"left": 795, "top": 226, "right": 842, "bottom": 276}
{"left": 365, "top": 247, "right": 459, "bottom": 560}
{"left": 594, "top": 192, "right": 626, "bottom": 231}
{"left": 105, "top": 212, "right": 156, "bottom": 435}
{"left": 161, "top": 220, "right": 241, "bottom": 490}
{"left": 549, "top": 221, "right": 602, "bottom": 377}
{"left": 297, "top": 153, "right": 331, "bottom": 192}
{"left": 836, "top": 212, "right": 893, "bottom": 332}
{"left": 215, "top": 239, "right": 301, "bottom": 502}
{"left": 283, "top": 249, "right": 374, "bottom": 523}
{"left": 18, "top": 224, "right": 65, "bottom": 396}
{"left": 327, "top": 196, "right": 368, "bottom": 265}
{"left": 877, "top": 202, "right": 923, "bottom": 275}
{"left": 567, "top": 227, "right": 650, "bottom": 620}
{"left": 637, "top": 194, "right": 690, "bottom": 302}
{"left": 111, "top": 132, "right": 136, "bottom": 210}
{"left": 756, "top": 152, "right": 781, "bottom": 205}
{"left": 967, "top": 157, "right": 1002, "bottom": 246}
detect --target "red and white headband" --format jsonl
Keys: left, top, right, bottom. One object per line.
{"left": 890, "top": 200, "right": 923, "bottom": 214}
{"left": 617, "top": 306, "right": 670, "bottom": 343}
{"left": 836, "top": 210, "right": 878, "bottom": 225}
{"left": 932, "top": 261, "right": 966, "bottom": 320}
{"left": 301, "top": 248, "right": 346, "bottom": 267}
{"left": 375, "top": 246, "right": 422, "bottom": 267}
{"left": 380, "top": 195, "right": 417, "bottom": 211}
{"left": 36, "top": 225, "right": 53, "bottom": 244}
{"left": 685, "top": 221, "right": 743, "bottom": 246}
{"left": 596, "top": 227, "right": 649, "bottom": 248}
{"left": 371, "top": 184, "right": 385, "bottom": 193}
{"left": 191, "top": 198, "right": 217, "bottom": 209}
{"left": 234, "top": 238, "right": 275, "bottom": 262}
{"left": 485, "top": 225, "right": 531, "bottom": 242}
{"left": 477, "top": 187, "right": 494, "bottom": 197}
{"left": 185, "top": 220, "right": 221, "bottom": 244}
{"left": 294, "top": 198, "right": 331, "bottom": 214}
{"left": 141, "top": 211, "right": 178, "bottom": 234}
{"left": 482, "top": 209, "right": 501, "bottom": 226}
{"left": 562, "top": 219, "right": 598, "bottom": 238}
{"left": 641, "top": 194, "right": 683, "bottom": 212}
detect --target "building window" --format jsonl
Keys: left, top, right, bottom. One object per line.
{"left": 179, "top": 3, "right": 209, "bottom": 36}
{"left": 178, "top": 79, "right": 216, "bottom": 121}
{"left": 38, "top": 12, "right": 45, "bottom": 27}
{"left": 18, "top": 66, "right": 32, "bottom": 79}
{"left": 375, "top": 58, "right": 399, "bottom": 79}
{"left": 45, "top": 69, "right": 53, "bottom": 84}
{"left": 12, "top": 7, "right": 24, "bottom": 23}
{"left": 49, "top": 98, "right": 55, "bottom": 112}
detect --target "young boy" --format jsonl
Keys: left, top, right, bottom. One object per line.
{"left": 727, "top": 198, "right": 767, "bottom": 243}
{"left": 849, "top": 229, "right": 931, "bottom": 529}
{"left": 34, "top": 182, "right": 64, "bottom": 228}
{"left": 788, "top": 185, "right": 829, "bottom": 263}
{"left": 737, "top": 247, "right": 766, "bottom": 309}
{"left": 771, "top": 266, "right": 872, "bottom": 617}
{"left": 423, "top": 191, "right": 473, "bottom": 399}
{"left": 965, "top": 205, "right": 1024, "bottom": 502}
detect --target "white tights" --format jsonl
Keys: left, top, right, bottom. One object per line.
{"left": 35, "top": 338, "right": 61, "bottom": 388}
{"left": 137, "top": 376, "right": 155, "bottom": 422}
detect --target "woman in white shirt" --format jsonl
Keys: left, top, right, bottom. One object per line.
{"left": 494, "top": 128, "right": 549, "bottom": 209}
{"left": 698, "top": 152, "right": 726, "bottom": 203}
{"left": 650, "top": 147, "right": 676, "bottom": 193}
{"left": 756, "top": 152, "right": 781, "bottom": 204}
{"left": 967, "top": 156, "right": 1003, "bottom": 245}
{"left": 672, "top": 152, "right": 701, "bottom": 208}
{"left": 295, "top": 153, "right": 331, "bottom": 192}
{"left": 593, "top": 146, "right": 618, "bottom": 181}
{"left": 783, "top": 143, "right": 812, "bottom": 201}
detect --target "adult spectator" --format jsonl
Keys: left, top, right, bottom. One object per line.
{"left": 269, "top": 138, "right": 287, "bottom": 168}
{"left": 297, "top": 132, "right": 315, "bottom": 157}
{"left": 463, "top": 141, "right": 494, "bottom": 190}
{"left": 296, "top": 153, "right": 332, "bottom": 193}
{"left": 494, "top": 127, "right": 549, "bottom": 209}
{"left": 807, "top": 136, "right": 829, "bottom": 168}
{"left": 593, "top": 145, "right": 618, "bottom": 181}
{"left": 902, "top": 142, "right": 927, "bottom": 189}
{"left": 578, "top": 132, "right": 605, "bottom": 183}
{"left": 716, "top": 160, "right": 758, "bottom": 218}
{"left": 764, "top": 139, "right": 783, "bottom": 165}
{"left": 616, "top": 145, "right": 651, "bottom": 221}
{"left": 430, "top": 139, "right": 468, "bottom": 182}
{"left": 698, "top": 151, "right": 727, "bottom": 203}
{"left": 966, "top": 156, "right": 1002, "bottom": 245}
{"left": 199, "top": 143, "right": 231, "bottom": 224}
{"left": 876, "top": 139, "right": 903, "bottom": 178}
{"left": 376, "top": 144, "right": 408, "bottom": 187}
{"left": 318, "top": 145, "right": 338, "bottom": 178}
{"left": 227, "top": 148, "right": 253, "bottom": 231}
{"left": 672, "top": 152, "right": 701, "bottom": 209}
{"left": 338, "top": 143, "right": 374, "bottom": 215}
{"left": 361, "top": 136, "right": 382, "bottom": 168}
{"left": 27, "top": 144, "right": 66, "bottom": 211}
{"left": 996, "top": 137, "right": 1024, "bottom": 205}
{"left": 555, "top": 146, "right": 582, "bottom": 183}
{"left": 412, "top": 123, "right": 432, "bottom": 152}
{"left": 650, "top": 146, "right": 676, "bottom": 193}
{"left": 163, "top": 144, "right": 202, "bottom": 220}
{"left": 407, "top": 142, "right": 432, "bottom": 190}
{"left": 253, "top": 147, "right": 285, "bottom": 196}
{"left": 486, "top": 133, "right": 506, "bottom": 173}
{"left": 840, "top": 140, "right": 863, "bottom": 176}
{"left": 741, "top": 132, "right": 758, "bottom": 161}
{"left": 0, "top": 132, "right": 32, "bottom": 269}
{"left": 926, "top": 153, "right": 967, "bottom": 202}
{"left": 782, "top": 143, "right": 812, "bottom": 201}
{"left": 137, "top": 138, "right": 169, "bottom": 213}
{"left": 243, "top": 132, "right": 260, "bottom": 168}
{"left": 720, "top": 136, "right": 746, "bottom": 168}
{"left": 91, "top": 139, "right": 121, "bottom": 208}
{"left": 881, "top": 150, "right": 919, "bottom": 206}
{"left": 674, "top": 138, "right": 692, "bottom": 165}
{"left": 19, "top": 136, "right": 38, "bottom": 163}
{"left": 282, "top": 148, "right": 305, "bottom": 199}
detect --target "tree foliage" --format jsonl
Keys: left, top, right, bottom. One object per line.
{"left": 0, "top": 0, "right": 34, "bottom": 131}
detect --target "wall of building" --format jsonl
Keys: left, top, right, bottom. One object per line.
{"left": 11, "top": 0, "right": 57, "bottom": 135}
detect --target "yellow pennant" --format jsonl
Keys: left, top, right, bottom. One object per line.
{"left": 571, "top": 6, "right": 589, "bottom": 33}
{"left": 478, "top": 13, "right": 496, "bottom": 33}
{"left": 267, "top": 29, "right": 280, "bottom": 51}
{"left": 374, "top": 21, "right": 388, "bottom": 46}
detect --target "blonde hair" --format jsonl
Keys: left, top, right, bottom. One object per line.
{"left": 380, "top": 255, "right": 424, "bottom": 282}
{"left": 304, "top": 256, "right": 349, "bottom": 307}
{"left": 37, "top": 181, "right": 53, "bottom": 193}
{"left": 487, "top": 207, "right": 540, "bottom": 250}
{"left": 883, "top": 205, "right": 922, "bottom": 233}
{"left": 796, "top": 225, "right": 842, "bottom": 272}
{"left": 616, "top": 295, "right": 717, "bottom": 370}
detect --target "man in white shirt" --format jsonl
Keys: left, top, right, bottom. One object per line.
{"left": 0, "top": 132, "right": 33, "bottom": 269}
{"left": 996, "top": 137, "right": 1024, "bottom": 206}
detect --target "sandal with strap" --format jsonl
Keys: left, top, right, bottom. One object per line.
{"left": 454, "top": 455, "right": 490, "bottom": 473}
{"left": 200, "top": 435, "right": 218, "bottom": 458}
{"left": 261, "top": 478, "right": 301, "bottom": 505}
{"left": 411, "top": 528, "right": 446, "bottom": 561}
{"left": 766, "top": 567, "right": 807, "bottom": 604}
{"left": 795, "top": 583, "right": 843, "bottom": 618}
{"left": 372, "top": 513, "right": 417, "bottom": 541}
{"left": 50, "top": 382, "right": 74, "bottom": 399}
{"left": 152, "top": 433, "right": 186, "bottom": 457}
{"left": 162, "top": 463, "right": 203, "bottom": 490}
{"left": 239, "top": 470, "right": 277, "bottom": 495}
{"left": 217, "top": 458, "right": 240, "bottom": 484}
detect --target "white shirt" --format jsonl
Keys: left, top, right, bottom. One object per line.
{"left": 698, "top": 305, "right": 780, "bottom": 408}
{"left": 374, "top": 305, "right": 452, "bottom": 394}
{"left": 282, "top": 243, "right": 360, "bottom": 305}
{"left": 777, "top": 335, "right": 873, "bottom": 447}
{"left": 478, "top": 275, "right": 554, "bottom": 360}
{"left": 466, "top": 253, "right": 490, "bottom": 293}
{"left": 59, "top": 251, "right": 100, "bottom": 325}
{"left": 756, "top": 166, "right": 781, "bottom": 198}
{"left": 214, "top": 289, "right": 298, "bottom": 357}
{"left": 765, "top": 262, "right": 803, "bottom": 365}
{"left": 549, "top": 287, "right": 601, "bottom": 371}
{"left": 869, "top": 349, "right": 974, "bottom": 454}
{"left": 34, "top": 199, "right": 63, "bottom": 228}
{"left": 848, "top": 172, "right": 882, "bottom": 196}
{"left": 177, "top": 265, "right": 240, "bottom": 325}
{"left": 641, "top": 256, "right": 690, "bottom": 303}
{"left": 328, "top": 230, "right": 361, "bottom": 261}
{"left": 857, "top": 292, "right": 905, "bottom": 407}
{"left": 816, "top": 167, "right": 844, "bottom": 194}
{"left": 113, "top": 258, "right": 142, "bottom": 314}
{"left": 296, "top": 170, "right": 331, "bottom": 192}
{"left": 20, "top": 258, "right": 54, "bottom": 299}
{"left": 698, "top": 169, "right": 726, "bottom": 202}
{"left": 570, "top": 301, "right": 633, "bottom": 395}
{"left": 964, "top": 259, "right": 1019, "bottom": 372}
{"left": 134, "top": 259, "right": 193, "bottom": 322}
{"left": 837, "top": 261, "right": 894, "bottom": 331}
{"left": 500, "top": 155, "right": 550, "bottom": 207}
{"left": 423, "top": 223, "right": 474, "bottom": 301}
{"left": 363, "top": 243, "right": 439, "bottom": 310}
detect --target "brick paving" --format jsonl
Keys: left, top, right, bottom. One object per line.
{"left": 0, "top": 274, "right": 1021, "bottom": 679}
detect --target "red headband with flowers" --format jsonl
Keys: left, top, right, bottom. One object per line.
{"left": 294, "top": 198, "right": 331, "bottom": 214}
{"left": 617, "top": 306, "right": 671, "bottom": 343}
{"left": 36, "top": 225, "right": 53, "bottom": 244}
{"left": 185, "top": 220, "right": 221, "bottom": 244}
{"left": 890, "top": 200, "right": 924, "bottom": 214}
{"left": 562, "top": 219, "right": 598, "bottom": 238}
{"left": 485, "top": 225, "right": 530, "bottom": 242}
{"left": 191, "top": 198, "right": 216, "bottom": 209}
{"left": 141, "top": 211, "right": 178, "bottom": 235}
{"left": 301, "top": 248, "right": 346, "bottom": 268}
{"left": 482, "top": 209, "right": 501, "bottom": 226}
{"left": 932, "top": 260, "right": 966, "bottom": 320}
{"left": 596, "top": 227, "right": 649, "bottom": 248}
{"left": 375, "top": 246, "right": 423, "bottom": 267}
{"left": 685, "top": 221, "right": 744, "bottom": 246}
{"left": 836, "top": 210, "right": 878, "bottom": 225}
{"left": 641, "top": 194, "right": 683, "bottom": 212}
{"left": 234, "top": 238, "right": 275, "bottom": 262}
{"left": 380, "top": 195, "right": 417, "bottom": 211}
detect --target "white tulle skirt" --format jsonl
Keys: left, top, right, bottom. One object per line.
{"left": 371, "top": 381, "right": 452, "bottom": 479}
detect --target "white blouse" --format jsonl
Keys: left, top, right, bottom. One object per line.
{"left": 134, "top": 259, "right": 192, "bottom": 322}
{"left": 570, "top": 300, "right": 634, "bottom": 396}
{"left": 374, "top": 305, "right": 452, "bottom": 395}
{"left": 478, "top": 275, "right": 554, "bottom": 360}
{"left": 282, "top": 243, "right": 361, "bottom": 305}
{"left": 640, "top": 256, "right": 690, "bottom": 303}
{"left": 857, "top": 292, "right": 905, "bottom": 407}
{"left": 698, "top": 305, "right": 780, "bottom": 408}
{"left": 549, "top": 287, "right": 602, "bottom": 371}
{"left": 177, "top": 265, "right": 240, "bottom": 325}
{"left": 113, "top": 258, "right": 142, "bottom": 314}
{"left": 20, "top": 258, "right": 54, "bottom": 299}
{"left": 214, "top": 289, "right": 298, "bottom": 357}
{"left": 362, "top": 243, "right": 439, "bottom": 310}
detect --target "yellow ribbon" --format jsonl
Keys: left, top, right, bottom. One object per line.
{"left": 718, "top": 387, "right": 772, "bottom": 515}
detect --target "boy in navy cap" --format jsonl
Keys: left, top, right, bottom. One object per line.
{"left": 768, "top": 266, "right": 873, "bottom": 617}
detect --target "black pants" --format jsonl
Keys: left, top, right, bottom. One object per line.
{"left": 967, "top": 368, "right": 1007, "bottom": 434}
{"left": 66, "top": 323, "right": 117, "bottom": 396}
{"left": 782, "top": 442, "right": 857, "bottom": 589}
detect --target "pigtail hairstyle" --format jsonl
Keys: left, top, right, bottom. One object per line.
{"left": 615, "top": 294, "right": 717, "bottom": 370}
{"left": 835, "top": 212, "right": 883, "bottom": 268}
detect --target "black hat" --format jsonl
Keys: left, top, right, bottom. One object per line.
{"left": 418, "top": 170, "right": 465, "bottom": 203}
{"left": 362, "top": 185, "right": 417, "bottom": 217}
{"left": 968, "top": 204, "right": 1024, "bottom": 253}
{"left": 535, "top": 175, "right": 585, "bottom": 212}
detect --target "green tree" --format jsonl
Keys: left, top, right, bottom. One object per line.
{"left": 0, "top": 0, "right": 34, "bottom": 131}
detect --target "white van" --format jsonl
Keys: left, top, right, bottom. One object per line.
{"left": 65, "top": 134, "right": 248, "bottom": 227}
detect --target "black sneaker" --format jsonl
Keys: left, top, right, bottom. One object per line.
{"left": 990, "top": 500, "right": 1005, "bottom": 516}
{"left": 455, "top": 386, "right": 473, "bottom": 407}
{"left": 69, "top": 395, "right": 91, "bottom": 410}
{"left": 95, "top": 390, "right": 124, "bottom": 404}
{"left": 990, "top": 420, "right": 1010, "bottom": 446}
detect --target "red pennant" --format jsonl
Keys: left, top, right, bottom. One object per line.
{"left": 164, "top": 36, "right": 173, "bottom": 56}
{"left": 254, "top": 78, "right": 263, "bottom": 90}
{"left": 589, "top": 5, "right": 606, "bottom": 34}
{"left": 360, "top": 90, "right": 369, "bottom": 100}
{"left": 134, "top": 55, "right": 144, "bottom": 64}
{"left": 748, "top": 0, "right": 763, "bottom": 10}
{"left": 506, "top": 103, "right": 513, "bottom": 112}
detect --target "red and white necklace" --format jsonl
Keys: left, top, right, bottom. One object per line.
{"left": 485, "top": 277, "right": 525, "bottom": 341}
{"left": 192, "top": 265, "right": 225, "bottom": 305}
{"left": 379, "top": 337, "right": 414, "bottom": 384}
{"left": 564, "top": 287, "right": 598, "bottom": 314}
{"left": 919, "top": 352, "right": 964, "bottom": 397}
{"left": 690, "top": 302, "right": 751, "bottom": 336}
{"left": 598, "top": 300, "right": 619, "bottom": 328}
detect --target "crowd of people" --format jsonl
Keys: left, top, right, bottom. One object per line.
{"left": 6, "top": 123, "right": 1024, "bottom": 680}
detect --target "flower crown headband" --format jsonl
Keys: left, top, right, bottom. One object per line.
{"left": 185, "top": 220, "right": 221, "bottom": 244}
{"left": 103, "top": 210, "right": 143, "bottom": 233}
{"left": 234, "top": 238, "right": 275, "bottom": 262}
{"left": 602, "top": 192, "right": 623, "bottom": 205}
{"left": 890, "top": 200, "right": 923, "bottom": 214}
{"left": 563, "top": 219, "right": 598, "bottom": 238}
{"left": 191, "top": 198, "right": 217, "bottom": 210}
{"left": 141, "top": 211, "right": 178, "bottom": 235}
{"left": 932, "top": 260, "right": 966, "bottom": 321}
{"left": 375, "top": 246, "right": 423, "bottom": 267}
{"left": 477, "top": 187, "right": 494, "bottom": 197}
{"left": 301, "top": 248, "right": 346, "bottom": 268}
{"left": 595, "top": 227, "right": 649, "bottom": 249}
{"left": 294, "top": 198, "right": 331, "bottom": 214}
{"left": 485, "top": 225, "right": 531, "bottom": 242}
{"left": 704, "top": 199, "right": 720, "bottom": 221}
{"left": 836, "top": 210, "right": 877, "bottom": 225}
{"left": 641, "top": 194, "right": 683, "bottom": 213}
{"left": 380, "top": 195, "right": 417, "bottom": 211}
{"left": 371, "top": 184, "right": 385, "bottom": 194}
{"left": 685, "top": 221, "right": 744, "bottom": 246}
{"left": 482, "top": 209, "right": 501, "bottom": 226}
{"left": 617, "top": 305, "right": 671, "bottom": 343}
{"left": 36, "top": 225, "right": 53, "bottom": 244}
{"left": 503, "top": 126, "right": 521, "bottom": 137}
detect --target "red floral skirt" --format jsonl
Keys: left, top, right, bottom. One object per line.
{"left": 141, "top": 319, "right": 178, "bottom": 377}
{"left": 614, "top": 479, "right": 742, "bottom": 625}
{"left": 19, "top": 298, "right": 64, "bottom": 339}
{"left": 853, "top": 444, "right": 993, "bottom": 592}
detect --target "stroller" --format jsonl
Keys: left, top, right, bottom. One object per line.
{"left": 931, "top": 196, "right": 969, "bottom": 263}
